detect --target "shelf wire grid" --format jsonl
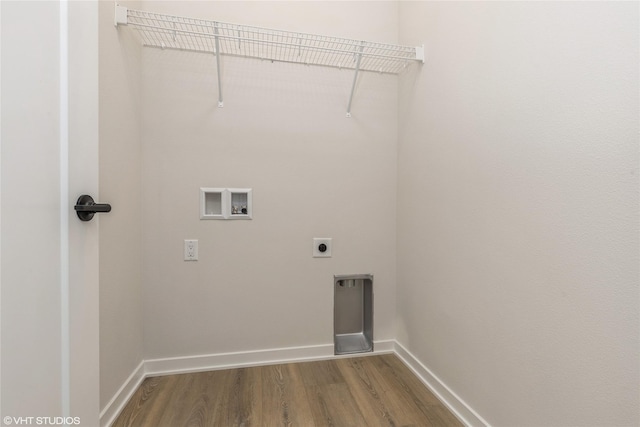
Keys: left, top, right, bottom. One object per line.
{"left": 126, "top": 8, "right": 421, "bottom": 74}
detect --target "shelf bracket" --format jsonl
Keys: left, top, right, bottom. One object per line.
{"left": 114, "top": 4, "right": 128, "bottom": 27}
{"left": 415, "top": 44, "right": 425, "bottom": 63}
{"left": 346, "top": 43, "right": 364, "bottom": 118}
{"left": 213, "top": 23, "right": 224, "bottom": 108}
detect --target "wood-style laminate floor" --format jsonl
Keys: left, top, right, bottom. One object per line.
{"left": 112, "top": 354, "right": 463, "bottom": 427}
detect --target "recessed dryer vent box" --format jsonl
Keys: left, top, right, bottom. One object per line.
{"left": 334, "top": 274, "right": 373, "bottom": 355}
{"left": 200, "top": 188, "right": 252, "bottom": 220}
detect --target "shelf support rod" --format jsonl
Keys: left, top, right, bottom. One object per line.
{"left": 213, "top": 23, "right": 224, "bottom": 108}
{"left": 346, "top": 43, "right": 364, "bottom": 118}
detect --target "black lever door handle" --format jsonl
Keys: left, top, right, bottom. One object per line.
{"left": 74, "top": 195, "right": 111, "bottom": 221}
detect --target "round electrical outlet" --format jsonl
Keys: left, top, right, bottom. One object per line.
{"left": 312, "top": 238, "right": 332, "bottom": 258}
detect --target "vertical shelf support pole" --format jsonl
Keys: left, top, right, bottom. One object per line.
{"left": 346, "top": 43, "right": 364, "bottom": 118}
{"left": 213, "top": 23, "right": 224, "bottom": 108}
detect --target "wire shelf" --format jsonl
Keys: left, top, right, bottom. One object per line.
{"left": 115, "top": 5, "right": 423, "bottom": 115}
{"left": 121, "top": 8, "right": 422, "bottom": 75}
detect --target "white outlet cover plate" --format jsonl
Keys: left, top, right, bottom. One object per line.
{"left": 184, "top": 239, "right": 199, "bottom": 261}
{"left": 313, "top": 238, "right": 332, "bottom": 258}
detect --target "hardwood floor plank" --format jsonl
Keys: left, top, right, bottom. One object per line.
{"left": 211, "top": 367, "right": 262, "bottom": 427}
{"left": 298, "top": 359, "right": 345, "bottom": 386}
{"left": 261, "top": 363, "right": 316, "bottom": 427}
{"left": 350, "top": 356, "right": 434, "bottom": 427}
{"left": 371, "top": 355, "right": 463, "bottom": 427}
{"left": 155, "top": 373, "right": 204, "bottom": 426}
{"left": 335, "top": 356, "right": 406, "bottom": 427}
{"left": 201, "top": 370, "right": 239, "bottom": 426}
{"left": 374, "top": 355, "right": 442, "bottom": 406}
{"left": 112, "top": 375, "right": 181, "bottom": 427}
{"left": 182, "top": 394, "right": 208, "bottom": 427}
{"left": 166, "top": 373, "right": 215, "bottom": 426}
{"left": 111, "top": 355, "right": 463, "bottom": 427}
{"left": 306, "top": 382, "right": 368, "bottom": 427}
{"left": 338, "top": 355, "right": 464, "bottom": 427}
{"left": 110, "top": 376, "right": 162, "bottom": 427}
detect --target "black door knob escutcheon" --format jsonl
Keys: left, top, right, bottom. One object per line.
{"left": 318, "top": 243, "right": 327, "bottom": 253}
{"left": 74, "top": 195, "right": 111, "bottom": 221}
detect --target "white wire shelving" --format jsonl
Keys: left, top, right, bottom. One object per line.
{"left": 115, "top": 5, "right": 424, "bottom": 117}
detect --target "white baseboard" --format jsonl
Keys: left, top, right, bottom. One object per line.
{"left": 393, "top": 341, "right": 490, "bottom": 427}
{"left": 100, "top": 340, "right": 395, "bottom": 426}
{"left": 145, "top": 343, "right": 334, "bottom": 376}
{"left": 145, "top": 340, "right": 395, "bottom": 376}
{"left": 99, "top": 360, "right": 145, "bottom": 427}
{"left": 372, "top": 339, "right": 395, "bottom": 353}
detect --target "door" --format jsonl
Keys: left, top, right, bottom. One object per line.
{"left": 1, "top": 1, "right": 100, "bottom": 425}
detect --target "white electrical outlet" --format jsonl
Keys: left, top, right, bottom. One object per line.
{"left": 313, "top": 238, "right": 332, "bottom": 258}
{"left": 184, "top": 239, "right": 198, "bottom": 261}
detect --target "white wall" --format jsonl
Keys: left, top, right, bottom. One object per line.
{"left": 140, "top": 1, "right": 398, "bottom": 359}
{"left": 98, "top": 0, "right": 144, "bottom": 413}
{"left": 397, "top": 2, "right": 639, "bottom": 426}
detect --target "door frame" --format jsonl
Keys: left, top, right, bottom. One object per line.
{"left": 66, "top": 1, "right": 100, "bottom": 424}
